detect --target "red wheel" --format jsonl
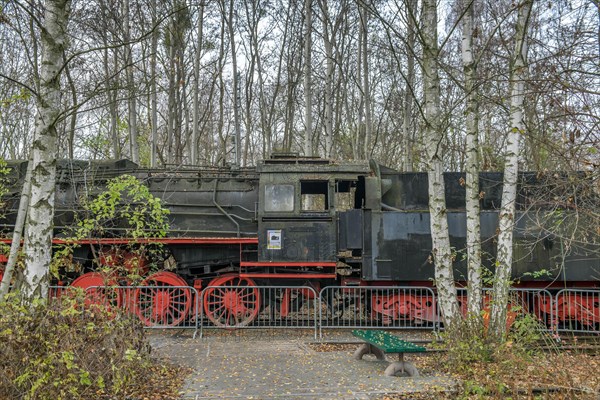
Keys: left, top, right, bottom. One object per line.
{"left": 203, "top": 275, "right": 261, "bottom": 327}
{"left": 135, "top": 271, "right": 191, "bottom": 326}
{"left": 71, "top": 272, "right": 122, "bottom": 309}
{"left": 99, "top": 248, "right": 149, "bottom": 276}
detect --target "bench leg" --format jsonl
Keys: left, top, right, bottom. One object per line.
{"left": 384, "top": 361, "right": 419, "bottom": 377}
{"left": 353, "top": 343, "right": 385, "bottom": 361}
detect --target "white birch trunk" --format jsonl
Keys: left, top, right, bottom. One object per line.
{"left": 402, "top": 0, "right": 417, "bottom": 172}
{"left": 355, "top": 17, "right": 363, "bottom": 161}
{"left": 490, "top": 0, "right": 533, "bottom": 339}
{"left": 244, "top": 0, "right": 271, "bottom": 160}
{"left": 216, "top": 16, "right": 226, "bottom": 163}
{"left": 361, "top": 4, "right": 372, "bottom": 159}
{"left": 319, "top": 0, "right": 333, "bottom": 158}
{"left": 166, "top": 23, "right": 176, "bottom": 165}
{"left": 256, "top": 43, "right": 270, "bottom": 158}
{"left": 303, "top": 0, "right": 313, "bottom": 157}
{"left": 64, "top": 62, "right": 77, "bottom": 159}
{"left": 226, "top": 0, "right": 242, "bottom": 167}
{"left": 123, "top": 0, "right": 139, "bottom": 164}
{"left": 0, "top": 161, "right": 32, "bottom": 300}
{"left": 22, "top": 0, "right": 71, "bottom": 300}
{"left": 462, "top": 0, "right": 483, "bottom": 318}
{"left": 423, "top": 0, "right": 459, "bottom": 327}
{"left": 191, "top": 4, "right": 204, "bottom": 166}
{"left": 150, "top": 0, "right": 158, "bottom": 167}
{"left": 103, "top": 46, "right": 120, "bottom": 159}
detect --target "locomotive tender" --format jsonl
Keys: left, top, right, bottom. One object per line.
{"left": 0, "top": 154, "right": 598, "bottom": 326}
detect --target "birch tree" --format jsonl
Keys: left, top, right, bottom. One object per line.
{"left": 243, "top": 0, "right": 277, "bottom": 159}
{"left": 216, "top": 15, "right": 227, "bottom": 164}
{"left": 219, "top": 0, "right": 242, "bottom": 166}
{"left": 150, "top": 0, "right": 159, "bottom": 167}
{"left": 360, "top": 1, "right": 372, "bottom": 159}
{"left": 303, "top": 0, "right": 313, "bottom": 157}
{"left": 21, "top": 0, "right": 71, "bottom": 300}
{"left": 0, "top": 161, "right": 32, "bottom": 300}
{"left": 281, "top": 1, "right": 303, "bottom": 153}
{"left": 318, "top": 0, "right": 334, "bottom": 158}
{"left": 123, "top": 0, "right": 139, "bottom": 164}
{"left": 98, "top": 4, "right": 120, "bottom": 160}
{"left": 462, "top": 0, "right": 483, "bottom": 319}
{"left": 165, "top": 0, "right": 190, "bottom": 165}
{"left": 490, "top": 0, "right": 533, "bottom": 339}
{"left": 422, "top": 0, "right": 460, "bottom": 326}
{"left": 190, "top": 3, "right": 204, "bottom": 166}
{"left": 402, "top": 0, "right": 417, "bottom": 172}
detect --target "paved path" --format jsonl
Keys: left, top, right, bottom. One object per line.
{"left": 149, "top": 331, "right": 456, "bottom": 400}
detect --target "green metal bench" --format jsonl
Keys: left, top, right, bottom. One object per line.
{"left": 351, "top": 330, "right": 426, "bottom": 377}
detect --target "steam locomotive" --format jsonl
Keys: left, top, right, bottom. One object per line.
{"left": 1, "top": 154, "right": 598, "bottom": 327}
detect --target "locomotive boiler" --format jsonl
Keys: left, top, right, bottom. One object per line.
{"left": 0, "top": 154, "right": 598, "bottom": 327}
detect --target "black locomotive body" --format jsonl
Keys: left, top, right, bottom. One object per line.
{"left": 0, "top": 155, "right": 598, "bottom": 326}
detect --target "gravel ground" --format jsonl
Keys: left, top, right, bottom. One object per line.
{"left": 149, "top": 329, "right": 456, "bottom": 400}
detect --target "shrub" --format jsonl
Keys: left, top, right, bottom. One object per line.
{"left": 439, "top": 311, "right": 552, "bottom": 398}
{"left": 0, "top": 292, "right": 152, "bottom": 400}
{"left": 444, "top": 313, "right": 546, "bottom": 366}
{"left": 52, "top": 174, "right": 171, "bottom": 283}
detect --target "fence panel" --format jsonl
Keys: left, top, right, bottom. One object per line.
{"left": 318, "top": 286, "right": 438, "bottom": 337}
{"left": 199, "top": 285, "right": 318, "bottom": 338}
{"left": 86, "top": 285, "right": 200, "bottom": 332}
{"left": 456, "top": 288, "right": 554, "bottom": 331}
{"left": 47, "top": 284, "right": 599, "bottom": 336}
{"left": 485, "top": 288, "right": 554, "bottom": 331}
{"left": 555, "top": 289, "right": 600, "bottom": 334}
{"left": 48, "top": 285, "right": 69, "bottom": 301}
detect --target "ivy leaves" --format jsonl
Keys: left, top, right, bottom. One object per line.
{"left": 51, "top": 175, "right": 170, "bottom": 280}
{"left": 76, "top": 174, "right": 170, "bottom": 240}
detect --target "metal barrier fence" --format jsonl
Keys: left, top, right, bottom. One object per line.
{"left": 318, "top": 286, "right": 438, "bottom": 338}
{"left": 478, "top": 288, "right": 555, "bottom": 332}
{"left": 48, "top": 286, "right": 69, "bottom": 300}
{"left": 555, "top": 289, "right": 600, "bottom": 334}
{"left": 45, "top": 284, "right": 600, "bottom": 336}
{"left": 199, "top": 286, "right": 319, "bottom": 338}
{"left": 85, "top": 285, "right": 201, "bottom": 334}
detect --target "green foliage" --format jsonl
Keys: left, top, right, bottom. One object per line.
{"left": 508, "top": 312, "right": 545, "bottom": 352}
{"left": 79, "top": 133, "right": 112, "bottom": 158}
{"left": 51, "top": 175, "right": 170, "bottom": 280}
{"left": 461, "top": 380, "right": 489, "bottom": 397}
{"left": 444, "top": 308, "right": 545, "bottom": 365}
{"left": 441, "top": 309, "right": 550, "bottom": 398}
{"left": 521, "top": 269, "right": 553, "bottom": 279}
{"left": 0, "top": 293, "right": 151, "bottom": 400}
{"left": 75, "top": 174, "right": 169, "bottom": 240}
{"left": 440, "top": 314, "right": 493, "bottom": 369}
{"left": 0, "top": 88, "right": 32, "bottom": 108}
{"left": 480, "top": 266, "right": 495, "bottom": 286}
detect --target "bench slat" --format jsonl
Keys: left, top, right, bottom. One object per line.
{"left": 352, "top": 330, "right": 426, "bottom": 353}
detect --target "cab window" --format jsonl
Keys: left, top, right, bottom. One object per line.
{"left": 264, "top": 184, "right": 294, "bottom": 212}
{"left": 301, "top": 181, "right": 328, "bottom": 212}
